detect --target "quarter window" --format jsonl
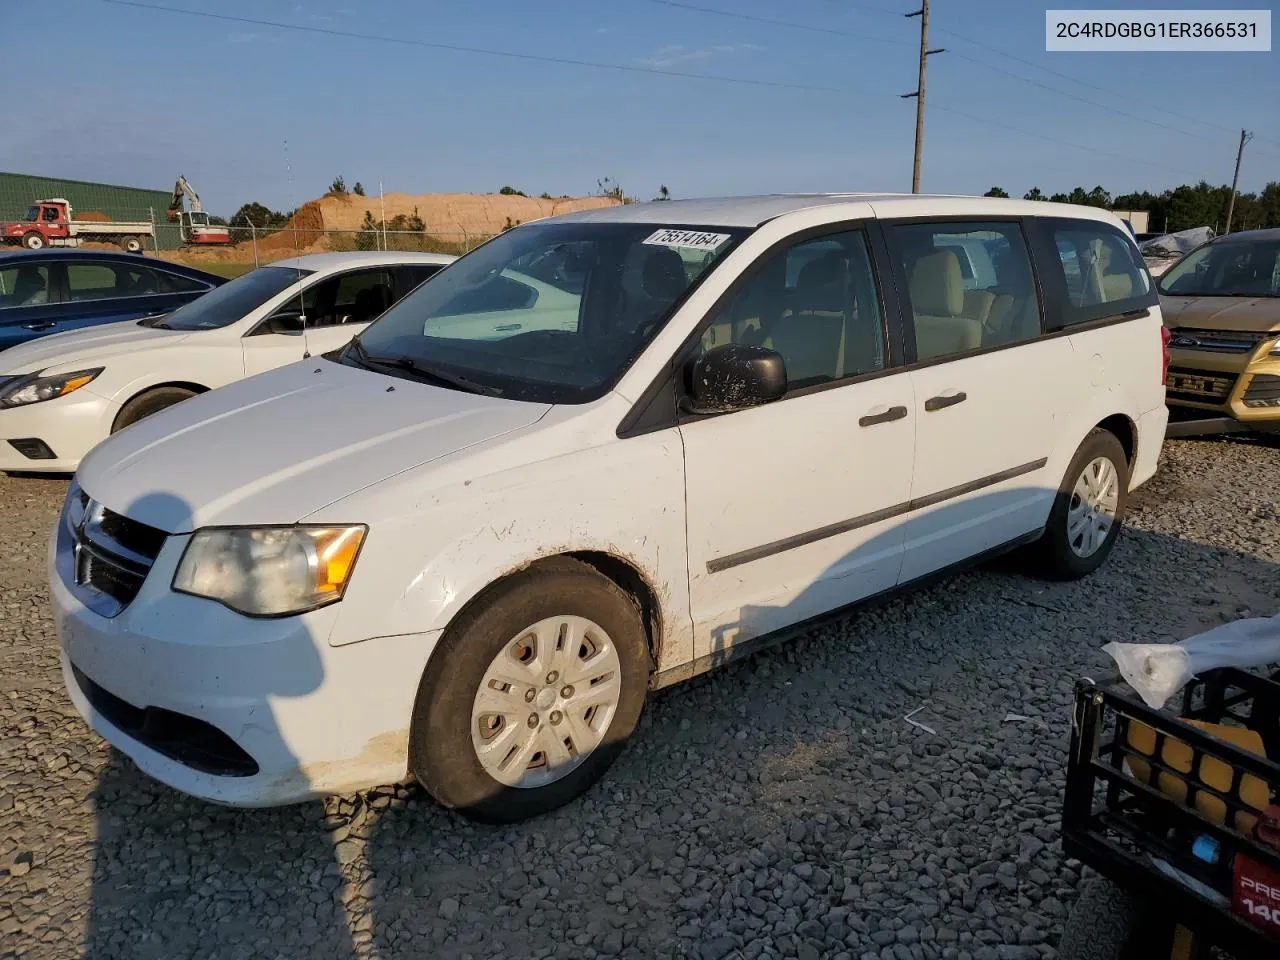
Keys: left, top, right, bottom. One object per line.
{"left": 893, "top": 222, "right": 1040, "bottom": 361}
{"left": 698, "top": 230, "right": 886, "bottom": 390}
{"left": 1052, "top": 225, "right": 1150, "bottom": 309}
{"left": 154, "top": 270, "right": 210, "bottom": 294}
{"left": 0, "top": 264, "right": 52, "bottom": 309}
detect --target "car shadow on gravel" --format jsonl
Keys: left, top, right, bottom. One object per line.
{"left": 75, "top": 490, "right": 359, "bottom": 960}
{"left": 76, "top": 480, "right": 1280, "bottom": 960}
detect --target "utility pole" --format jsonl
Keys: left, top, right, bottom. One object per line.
{"left": 902, "top": 1, "right": 945, "bottom": 193}
{"left": 1224, "top": 128, "right": 1254, "bottom": 235}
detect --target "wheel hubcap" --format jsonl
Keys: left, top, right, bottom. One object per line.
{"left": 1067, "top": 456, "right": 1120, "bottom": 558}
{"left": 471, "top": 615, "right": 621, "bottom": 789}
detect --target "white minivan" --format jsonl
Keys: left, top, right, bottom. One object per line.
{"left": 52, "top": 195, "right": 1169, "bottom": 821}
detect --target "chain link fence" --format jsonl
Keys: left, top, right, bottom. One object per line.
{"left": 221, "top": 220, "right": 499, "bottom": 268}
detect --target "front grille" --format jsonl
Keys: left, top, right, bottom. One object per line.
{"left": 1165, "top": 366, "right": 1236, "bottom": 404}
{"left": 1167, "top": 328, "right": 1268, "bottom": 354}
{"left": 72, "top": 664, "right": 259, "bottom": 777}
{"left": 1244, "top": 373, "right": 1280, "bottom": 408}
{"left": 60, "top": 487, "right": 167, "bottom": 617}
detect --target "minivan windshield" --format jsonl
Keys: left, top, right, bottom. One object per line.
{"left": 157, "top": 265, "right": 313, "bottom": 330}
{"left": 345, "top": 221, "right": 747, "bottom": 403}
{"left": 1158, "top": 238, "right": 1280, "bottom": 298}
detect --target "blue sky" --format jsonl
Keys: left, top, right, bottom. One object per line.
{"left": 4, "top": 0, "right": 1277, "bottom": 215}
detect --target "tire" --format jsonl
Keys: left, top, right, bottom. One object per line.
{"left": 1059, "top": 876, "right": 1177, "bottom": 960}
{"left": 1029, "top": 428, "right": 1129, "bottom": 580}
{"left": 119, "top": 236, "right": 143, "bottom": 254}
{"left": 111, "top": 387, "right": 198, "bottom": 433}
{"left": 23, "top": 232, "right": 44, "bottom": 250}
{"left": 409, "top": 557, "right": 651, "bottom": 823}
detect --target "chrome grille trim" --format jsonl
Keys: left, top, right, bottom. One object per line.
{"left": 1168, "top": 328, "right": 1269, "bottom": 354}
{"left": 56, "top": 483, "right": 167, "bottom": 618}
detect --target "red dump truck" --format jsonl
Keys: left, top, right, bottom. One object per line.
{"left": 1, "top": 199, "right": 154, "bottom": 253}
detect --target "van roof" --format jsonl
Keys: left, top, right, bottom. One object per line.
{"left": 551, "top": 193, "right": 1128, "bottom": 229}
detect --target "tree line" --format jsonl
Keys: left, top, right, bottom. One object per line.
{"left": 983, "top": 180, "right": 1280, "bottom": 233}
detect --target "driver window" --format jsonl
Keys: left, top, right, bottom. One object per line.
{"left": 697, "top": 230, "right": 886, "bottom": 391}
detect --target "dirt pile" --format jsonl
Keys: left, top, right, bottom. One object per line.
{"left": 316, "top": 191, "right": 619, "bottom": 237}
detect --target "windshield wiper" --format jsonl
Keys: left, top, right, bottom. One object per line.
{"left": 347, "top": 336, "right": 503, "bottom": 397}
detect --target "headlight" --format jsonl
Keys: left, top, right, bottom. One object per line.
{"left": 1269, "top": 337, "right": 1280, "bottom": 356}
{"left": 172, "top": 525, "right": 367, "bottom": 617}
{"left": 0, "top": 368, "right": 102, "bottom": 407}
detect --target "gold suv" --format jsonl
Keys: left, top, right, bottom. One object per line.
{"left": 1158, "top": 228, "right": 1280, "bottom": 433}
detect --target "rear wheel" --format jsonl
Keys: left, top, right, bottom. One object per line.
{"left": 119, "top": 236, "right": 144, "bottom": 254}
{"left": 409, "top": 558, "right": 651, "bottom": 823}
{"left": 1059, "top": 876, "right": 1181, "bottom": 959}
{"left": 111, "top": 387, "right": 198, "bottom": 433}
{"left": 1029, "top": 428, "right": 1129, "bottom": 580}
{"left": 23, "top": 232, "right": 44, "bottom": 250}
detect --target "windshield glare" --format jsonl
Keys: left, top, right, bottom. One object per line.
{"left": 1159, "top": 239, "right": 1280, "bottom": 298}
{"left": 351, "top": 221, "right": 746, "bottom": 402}
{"left": 160, "top": 265, "right": 312, "bottom": 330}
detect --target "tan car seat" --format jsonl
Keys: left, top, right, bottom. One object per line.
{"left": 1098, "top": 242, "right": 1135, "bottom": 301}
{"left": 764, "top": 251, "right": 848, "bottom": 384}
{"left": 909, "top": 251, "right": 982, "bottom": 360}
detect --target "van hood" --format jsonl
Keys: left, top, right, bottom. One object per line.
{"left": 76, "top": 360, "right": 551, "bottom": 531}
{"left": 1160, "top": 295, "right": 1280, "bottom": 333}
{"left": 0, "top": 320, "right": 189, "bottom": 373}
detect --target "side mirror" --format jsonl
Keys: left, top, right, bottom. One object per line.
{"left": 265, "top": 312, "right": 305, "bottom": 335}
{"left": 685, "top": 343, "right": 787, "bottom": 415}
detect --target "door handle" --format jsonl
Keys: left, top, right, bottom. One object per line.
{"left": 924, "top": 391, "right": 967, "bottom": 412}
{"left": 858, "top": 405, "right": 908, "bottom": 427}
{"left": 22, "top": 321, "right": 56, "bottom": 331}
{"left": 494, "top": 323, "right": 522, "bottom": 332}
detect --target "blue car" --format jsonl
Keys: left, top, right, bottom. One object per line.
{"left": 0, "top": 250, "right": 226, "bottom": 351}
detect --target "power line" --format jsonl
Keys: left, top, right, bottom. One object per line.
{"left": 943, "top": 50, "right": 1230, "bottom": 150}
{"left": 640, "top": 0, "right": 904, "bottom": 44}
{"left": 930, "top": 103, "right": 1207, "bottom": 178}
{"left": 98, "top": 0, "right": 845, "bottom": 94}
{"left": 811, "top": 0, "right": 1280, "bottom": 151}
{"left": 101, "top": 0, "right": 1211, "bottom": 183}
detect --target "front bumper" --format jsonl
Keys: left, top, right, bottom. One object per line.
{"left": 1165, "top": 345, "right": 1280, "bottom": 425}
{"left": 0, "top": 389, "right": 115, "bottom": 473}
{"left": 51, "top": 490, "right": 440, "bottom": 806}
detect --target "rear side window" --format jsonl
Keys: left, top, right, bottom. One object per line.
{"left": 68, "top": 263, "right": 165, "bottom": 301}
{"left": 397, "top": 264, "right": 444, "bottom": 295}
{"left": 67, "top": 263, "right": 119, "bottom": 300}
{"left": 892, "top": 221, "right": 1041, "bottom": 362}
{"left": 1045, "top": 220, "right": 1153, "bottom": 324}
{"left": 0, "top": 264, "right": 53, "bottom": 309}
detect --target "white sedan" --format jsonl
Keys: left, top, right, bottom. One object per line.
{"left": 0, "top": 251, "right": 453, "bottom": 473}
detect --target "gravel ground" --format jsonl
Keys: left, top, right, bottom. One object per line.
{"left": 2, "top": 437, "right": 1278, "bottom": 960}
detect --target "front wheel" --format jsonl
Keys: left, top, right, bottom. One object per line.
{"left": 409, "top": 558, "right": 651, "bottom": 823}
{"left": 1029, "top": 428, "right": 1129, "bottom": 580}
{"left": 111, "top": 387, "right": 198, "bottom": 432}
{"left": 23, "top": 232, "right": 45, "bottom": 250}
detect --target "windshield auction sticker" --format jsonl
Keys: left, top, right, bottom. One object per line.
{"left": 1046, "top": 10, "right": 1270, "bottom": 51}
{"left": 644, "top": 229, "right": 732, "bottom": 250}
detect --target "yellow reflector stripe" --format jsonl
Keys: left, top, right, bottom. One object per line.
{"left": 58, "top": 375, "right": 94, "bottom": 395}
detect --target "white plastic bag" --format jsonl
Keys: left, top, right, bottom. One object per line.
{"left": 1102, "top": 613, "right": 1280, "bottom": 709}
